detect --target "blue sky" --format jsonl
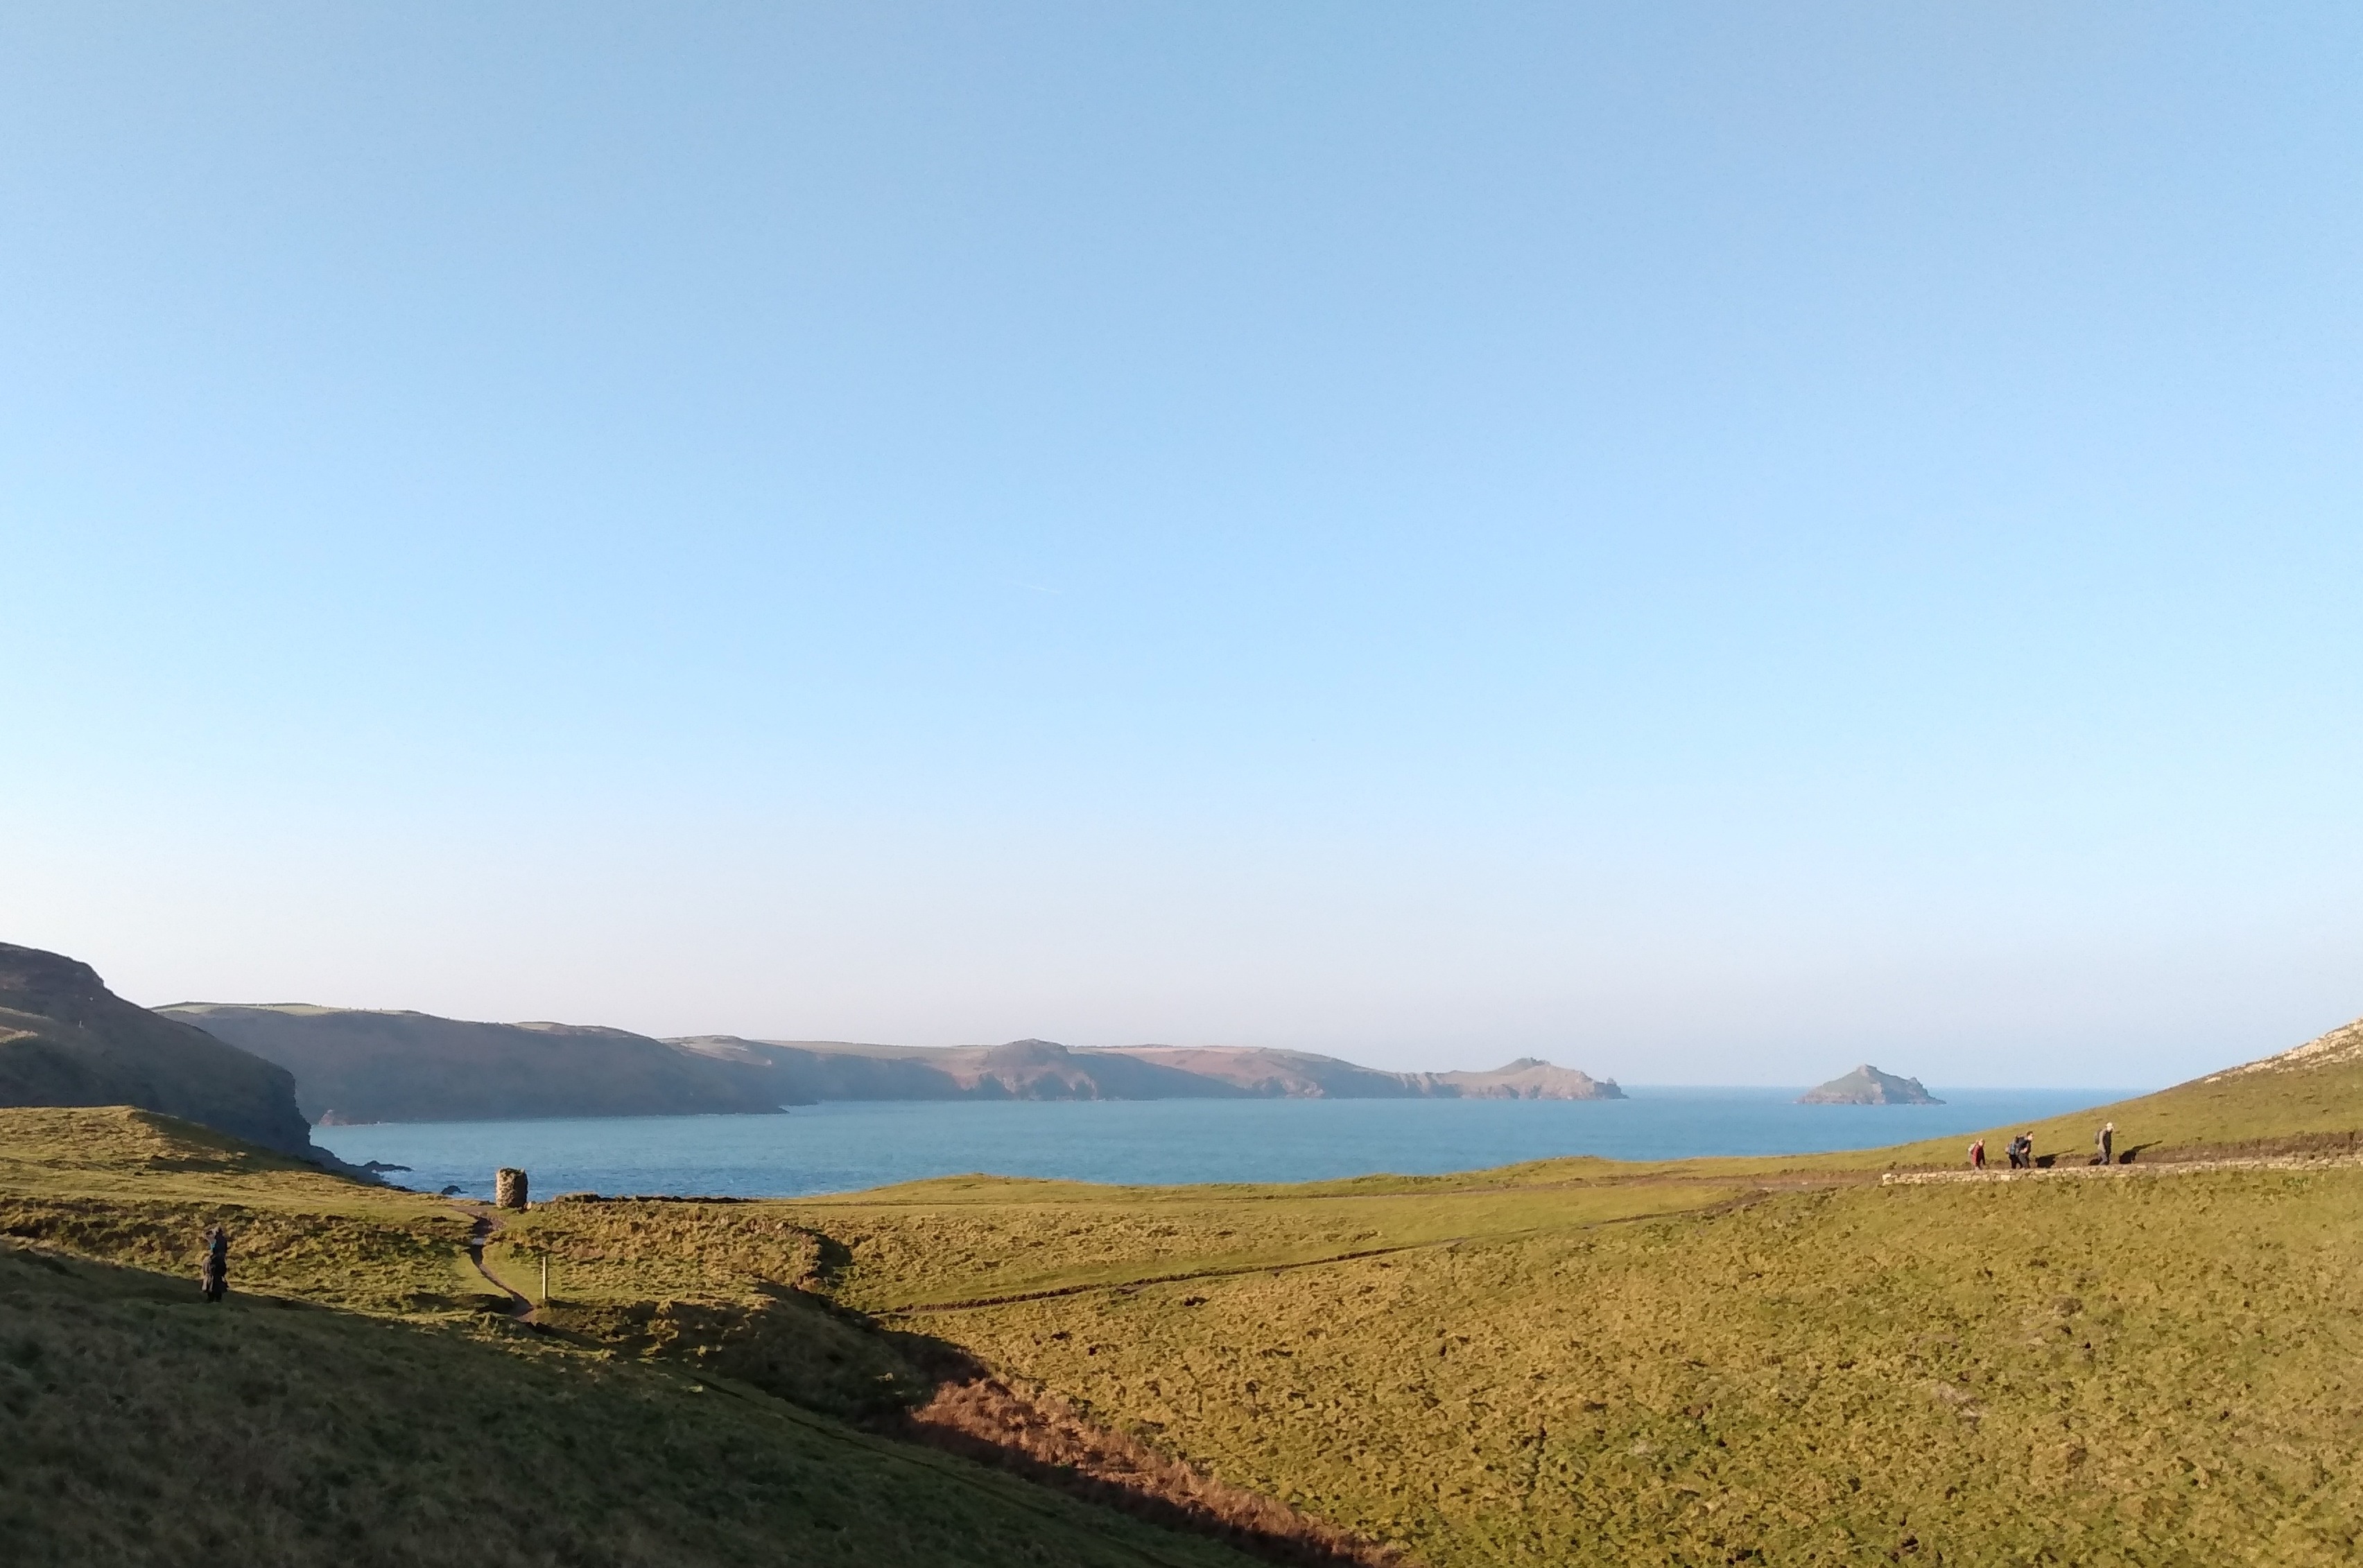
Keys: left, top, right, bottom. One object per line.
{"left": 5, "top": 4, "right": 2360, "bottom": 1083}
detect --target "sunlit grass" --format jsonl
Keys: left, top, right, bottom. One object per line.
{"left": 888, "top": 1169, "right": 2363, "bottom": 1565}
{"left": 0, "top": 1240, "right": 1263, "bottom": 1568}
{"left": 10, "top": 1031, "right": 2363, "bottom": 1567}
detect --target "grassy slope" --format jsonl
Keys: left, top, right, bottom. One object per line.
{"left": 1819, "top": 1013, "right": 2363, "bottom": 1171}
{"left": 0, "top": 1108, "right": 1260, "bottom": 1568}
{"left": 761, "top": 1167, "right": 1758, "bottom": 1312}
{"left": 13, "top": 1014, "right": 2363, "bottom": 1567}
{"left": 737, "top": 1026, "right": 2363, "bottom": 1566}
{"left": 860, "top": 1171, "right": 2363, "bottom": 1566}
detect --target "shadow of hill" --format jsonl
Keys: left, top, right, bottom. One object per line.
{"left": 537, "top": 1278, "right": 1407, "bottom": 1566}
{"left": 0, "top": 1239, "right": 1267, "bottom": 1568}
{"left": 885, "top": 1328, "right": 1410, "bottom": 1568}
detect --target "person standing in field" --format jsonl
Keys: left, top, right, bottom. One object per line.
{"left": 200, "top": 1224, "right": 228, "bottom": 1303}
{"left": 1969, "top": 1138, "right": 1986, "bottom": 1171}
{"left": 2097, "top": 1122, "right": 2115, "bottom": 1165}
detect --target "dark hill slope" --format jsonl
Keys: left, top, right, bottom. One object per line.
{"left": 161, "top": 1004, "right": 785, "bottom": 1124}
{"left": 0, "top": 943, "right": 313, "bottom": 1156}
{"left": 0, "top": 1239, "right": 1263, "bottom": 1568}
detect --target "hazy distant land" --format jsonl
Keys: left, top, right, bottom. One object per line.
{"left": 1797, "top": 1063, "right": 1943, "bottom": 1105}
{"left": 161, "top": 1002, "right": 1625, "bottom": 1125}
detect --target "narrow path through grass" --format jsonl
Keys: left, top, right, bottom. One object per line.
{"left": 457, "top": 1204, "right": 533, "bottom": 1316}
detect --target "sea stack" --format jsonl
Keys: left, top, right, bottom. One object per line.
{"left": 1797, "top": 1065, "right": 1941, "bottom": 1105}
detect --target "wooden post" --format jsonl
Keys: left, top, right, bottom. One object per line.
{"left": 541, "top": 1253, "right": 550, "bottom": 1306}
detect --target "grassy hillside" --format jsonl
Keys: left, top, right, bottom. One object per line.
{"left": 0, "top": 1108, "right": 1284, "bottom": 1568}
{"left": 11, "top": 1010, "right": 2363, "bottom": 1567}
{"left": 0, "top": 1240, "right": 1270, "bottom": 1568}
{"left": 752, "top": 1167, "right": 1758, "bottom": 1314}
{"left": 821, "top": 1167, "right": 2363, "bottom": 1565}
{"left": 1839, "top": 1012, "right": 2363, "bottom": 1171}
{"left": 736, "top": 1022, "right": 2363, "bottom": 1565}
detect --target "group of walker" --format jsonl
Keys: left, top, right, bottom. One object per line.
{"left": 1966, "top": 1121, "right": 2115, "bottom": 1173}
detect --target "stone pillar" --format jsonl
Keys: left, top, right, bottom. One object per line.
{"left": 495, "top": 1167, "right": 529, "bottom": 1210}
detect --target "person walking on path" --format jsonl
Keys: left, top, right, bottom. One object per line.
{"left": 2097, "top": 1122, "right": 2115, "bottom": 1165}
{"left": 200, "top": 1224, "right": 228, "bottom": 1303}
{"left": 1969, "top": 1138, "right": 1986, "bottom": 1171}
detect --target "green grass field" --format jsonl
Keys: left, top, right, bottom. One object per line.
{"left": 845, "top": 1167, "right": 2363, "bottom": 1565}
{"left": 754, "top": 1024, "right": 2363, "bottom": 1565}
{"left": 0, "top": 1109, "right": 1268, "bottom": 1568}
{"left": 6, "top": 1018, "right": 2362, "bottom": 1565}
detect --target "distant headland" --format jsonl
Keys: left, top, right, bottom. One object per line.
{"left": 1797, "top": 1064, "right": 1942, "bottom": 1105}
{"left": 159, "top": 1002, "right": 1625, "bottom": 1125}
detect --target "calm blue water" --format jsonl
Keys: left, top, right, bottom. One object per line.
{"left": 313, "top": 1087, "right": 2129, "bottom": 1201}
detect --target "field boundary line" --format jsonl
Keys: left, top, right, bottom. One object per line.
{"left": 1880, "top": 1152, "right": 2363, "bottom": 1186}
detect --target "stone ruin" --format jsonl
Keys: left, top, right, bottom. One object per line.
{"left": 495, "top": 1167, "right": 529, "bottom": 1209}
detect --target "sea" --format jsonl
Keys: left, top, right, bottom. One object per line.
{"left": 312, "top": 1086, "right": 2129, "bottom": 1202}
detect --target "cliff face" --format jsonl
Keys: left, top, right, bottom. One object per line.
{"left": 1797, "top": 1065, "right": 1942, "bottom": 1105}
{"left": 0, "top": 944, "right": 317, "bottom": 1155}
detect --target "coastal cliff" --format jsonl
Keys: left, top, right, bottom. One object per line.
{"left": 0, "top": 944, "right": 318, "bottom": 1156}
{"left": 159, "top": 1003, "right": 1625, "bottom": 1122}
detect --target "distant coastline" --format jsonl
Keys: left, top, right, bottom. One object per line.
{"left": 160, "top": 1003, "right": 1624, "bottom": 1126}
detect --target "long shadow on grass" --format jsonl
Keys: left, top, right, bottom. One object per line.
{"left": 538, "top": 1281, "right": 1407, "bottom": 1567}
{"left": 883, "top": 1326, "right": 1409, "bottom": 1568}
